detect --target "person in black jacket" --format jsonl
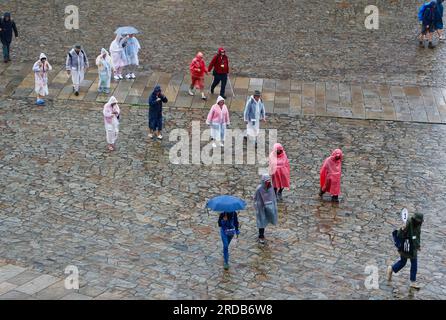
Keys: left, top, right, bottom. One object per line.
{"left": 148, "top": 85, "right": 168, "bottom": 140}
{"left": 0, "top": 12, "right": 18, "bottom": 63}
{"left": 218, "top": 211, "right": 240, "bottom": 270}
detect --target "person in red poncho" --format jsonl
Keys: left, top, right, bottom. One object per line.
{"left": 188, "top": 52, "right": 208, "bottom": 100}
{"left": 319, "top": 149, "right": 343, "bottom": 202}
{"left": 269, "top": 143, "right": 290, "bottom": 201}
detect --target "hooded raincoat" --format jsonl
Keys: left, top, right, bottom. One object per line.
{"left": 110, "top": 35, "right": 128, "bottom": 70}
{"left": 103, "top": 96, "right": 120, "bottom": 145}
{"left": 320, "top": 149, "right": 343, "bottom": 196}
{"left": 125, "top": 36, "right": 141, "bottom": 66}
{"left": 96, "top": 48, "right": 113, "bottom": 91}
{"left": 206, "top": 96, "right": 230, "bottom": 142}
{"left": 244, "top": 95, "right": 266, "bottom": 140}
{"left": 32, "top": 53, "right": 52, "bottom": 96}
{"left": 254, "top": 174, "right": 278, "bottom": 229}
{"left": 66, "top": 47, "right": 89, "bottom": 91}
{"left": 269, "top": 143, "right": 290, "bottom": 189}
{"left": 190, "top": 52, "right": 207, "bottom": 90}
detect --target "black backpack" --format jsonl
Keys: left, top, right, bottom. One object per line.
{"left": 423, "top": 5, "right": 435, "bottom": 24}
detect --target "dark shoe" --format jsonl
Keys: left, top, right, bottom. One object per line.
{"left": 331, "top": 195, "right": 339, "bottom": 202}
{"left": 428, "top": 42, "right": 435, "bottom": 49}
{"left": 210, "top": 88, "right": 215, "bottom": 95}
{"left": 319, "top": 189, "right": 324, "bottom": 197}
{"left": 419, "top": 40, "right": 424, "bottom": 48}
{"left": 278, "top": 192, "right": 283, "bottom": 201}
{"left": 74, "top": 91, "right": 79, "bottom": 96}
{"left": 221, "top": 95, "right": 227, "bottom": 99}
{"left": 223, "top": 263, "right": 229, "bottom": 270}
{"left": 3, "top": 60, "right": 7, "bottom": 63}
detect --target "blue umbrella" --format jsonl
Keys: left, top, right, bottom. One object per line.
{"left": 114, "top": 26, "right": 140, "bottom": 36}
{"left": 206, "top": 195, "right": 246, "bottom": 213}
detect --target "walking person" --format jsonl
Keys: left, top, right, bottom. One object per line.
{"left": 418, "top": 0, "right": 437, "bottom": 48}
{"left": 206, "top": 96, "right": 230, "bottom": 148}
{"left": 208, "top": 47, "right": 229, "bottom": 99}
{"left": 66, "top": 44, "right": 89, "bottom": 96}
{"left": 218, "top": 211, "right": 240, "bottom": 270}
{"left": 110, "top": 34, "right": 128, "bottom": 80}
{"left": 148, "top": 85, "right": 168, "bottom": 140}
{"left": 243, "top": 90, "right": 266, "bottom": 148}
{"left": 189, "top": 51, "right": 208, "bottom": 100}
{"left": 32, "top": 53, "right": 52, "bottom": 106}
{"left": 0, "top": 12, "right": 18, "bottom": 63}
{"left": 103, "top": 96, "right": 120, "bottom": 151}
{"left": 269, "top": 143, "right": 290, "bottom": 201}
{"left": 96, "top": 48, "right": 113, "bottom": 94}
{"left": 435, "top": 0, "right": 445, "bottom": 40}
{"left": 253, "top": 174, "right": 278, "bottom": 244}
{"left": 387, "top": 212, "right": 424, "bottom": 290}
{"left": 124, "top": 33, "right": 140, "bottom": 79}
{"left": 319, "top": 149, "right": 343, "bottom": 202}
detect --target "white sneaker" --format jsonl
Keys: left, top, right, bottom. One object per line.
{"left": 125, "top": 74, "right": 132, "bottom": 79}
{"left": 386, "top": 266, "right": 393, "bottom": 281}
{"left": 219, "top": 142, "right": 224, "bottom": 147}
{"left": 118, "top": 75, "right": 124, "bottom": 80}
{"left": 212, "top": 142, "right": 217, "bottom": 148}
{"left": 188, "top": 89, "right": 195, "bottom": 96}
{"left": 410, "top": 281, "right": 420, "bottom": 290}
{"left": 114, "top": 75, "right": 120, "bottom": 81}
{"left": 131, "top": 73, "right": 136, "bottom": 79}
{"left": 440, "top": 36, "right": 445, "bottom": 41}
{"left": 148, "top": 133, "right": 153, "bottom": 138}
{"left": 157, "top": 135, "right": 163, "bottom": 140}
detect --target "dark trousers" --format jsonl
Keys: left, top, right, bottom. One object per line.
{"left": 392, "top": 257, "right": 418, "bottom": 282}
{"left": 2, "top": 41, "right": 11, "bottom": 60}
{"left": 259, "top": 228, "right": 265, "bottom": 238}
{"left": 211, "top": 73, "right": 228, "bottom": 97}
{"left": 274, "top": 188, "right": 284, "bottom": 195}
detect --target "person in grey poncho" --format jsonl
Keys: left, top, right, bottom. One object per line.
{"left": 253, "top": 174, "right": 278, "bottom": 244}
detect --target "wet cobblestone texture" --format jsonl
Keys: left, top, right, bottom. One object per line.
{"left": 0, "top": 99, "right": 445, "bottom": 299}
{"left": 1, "top": 0, "right": 446, "bottom": 86}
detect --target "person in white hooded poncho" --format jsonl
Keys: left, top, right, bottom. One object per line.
{"left": 124, "top": 34, "right": 140, "bottom": 79}
{"left": 103, "top": 96, "right": 120, "bottom": 151}
{"left": 96, "top": 48, "right": 113, "bottom": 93}
{"left": 32, "top": 53, "right": 52, "bottom": 105}
{"left": 109, "top": 35, "right": 128, "bottom": 81}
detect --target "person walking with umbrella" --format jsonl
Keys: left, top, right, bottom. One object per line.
{"left": 206, "top": 195, "right": 246, "bottom": 270}
{"left": 269, "top": 143, "right": 290, "bottom": 201}
{"left": 319, "top": 148, "right": 343, "bottom": 202}
{"left": 32, "top": 53, "right": 52, "bottom": 106}
{"left": 254, "top": 174, "right": 278, "bottom": 244}
{"left": 208, "top": 47, "right": 229, "bottom": 99}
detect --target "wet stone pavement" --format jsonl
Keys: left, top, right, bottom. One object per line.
{"left": 0, "top": 98, "right": 445, "bottom": 299}
{"left": 2, "top": 0, "right": 446, "bottom": 86}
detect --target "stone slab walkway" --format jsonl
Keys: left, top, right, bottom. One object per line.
{"left": 2, "top": 62, "right": 446, "bottom": 124}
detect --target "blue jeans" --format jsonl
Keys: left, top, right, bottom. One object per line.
{"left": 2, "top": 42, "right": 10, "bottom": 60}
{"left": 220, "top": 228, "right": 233, "bottom": 264}
{"left": 392, "top": 257, "right": 417, "bottom": 282}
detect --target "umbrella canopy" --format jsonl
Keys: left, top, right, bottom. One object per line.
{"left": 206, "top": 195, "right": 246, "bottom": 212}
{"left": 115, "top": 26, "right": 140, "bottom": 36}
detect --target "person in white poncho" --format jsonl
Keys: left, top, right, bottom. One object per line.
{"left": 103, "top": 96, "right": 120, "bottom": 151}
{"left": 32, "top": 53, "right": 52, "bottom": 105}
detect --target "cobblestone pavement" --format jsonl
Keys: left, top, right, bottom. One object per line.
{"left": 2, "top": 62, "right": 446, "bottom": 124}
{"left": 1, "top": 0, "right": 446, "bottom": 86}
{"left": 0, "top": 98, "right": 445, "bottom": 299}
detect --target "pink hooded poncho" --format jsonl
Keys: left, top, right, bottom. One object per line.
{"left": 320, "top": 149, "right": 343, "bottom": 196}
{"left": 269, "top": 143, "right": 290, "bottom": 189}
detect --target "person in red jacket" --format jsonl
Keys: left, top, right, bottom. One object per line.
{"left": 319, "top": 149, "right": 343, "bottom": 202}
{"left": 189, "top": 52, "right": 208, "bottom": 100}
{"left": 208, "top": 47, "right": 229, "bottom": 99}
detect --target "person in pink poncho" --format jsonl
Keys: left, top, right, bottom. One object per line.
{"left": 269, "top": 143, "right": 290, "bottom": 201}
{"left": 206, "top": 96, "right": 230, "bottom": 148}
{"left": 319, "top": 148, "right": 343, "bottom": 202}
{"left": 103, "top": 96, "right": 120, "bottom": 151}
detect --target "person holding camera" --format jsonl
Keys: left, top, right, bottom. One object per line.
{"left": 32, "top": 53, "right": 52, "bottom": 105}
{"left": 148, "top": 85, "right": 168, "bottom": 140}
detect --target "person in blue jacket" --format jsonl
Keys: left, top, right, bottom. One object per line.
{"left": 0, "top": 12, "right": 18, "bottom": 63}
{"left": 419, "top": 1, "right": 437, "bottom": 48}
{"left": 218, "top": 211, "right": 240, "bottom": 270}
{"left": 148, "top": 85, "right": 168, "bottom": 140}
{"left": 435, "top": 0, "right": 445, "bottom": 40}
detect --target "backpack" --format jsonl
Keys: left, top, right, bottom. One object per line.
{"left": 392, "top": 225, "right": 414, "bottom": 256}
{"left": 422, "top": 4, "right": 436, "bottom": 24}
{"left": 223, "top": 213, "right": 237, "bottom": 237}
{"left": 68, "top": 49, "right": 87, "bottom": 66}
